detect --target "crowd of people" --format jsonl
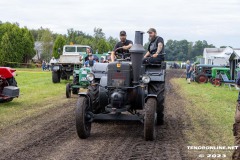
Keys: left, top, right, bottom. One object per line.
{"left": 41, "top": 57, "right": 57, "bottom": 71}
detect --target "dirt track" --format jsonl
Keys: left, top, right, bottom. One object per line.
{"left": 0, "top": 69, "right": 191, "bottom": 160}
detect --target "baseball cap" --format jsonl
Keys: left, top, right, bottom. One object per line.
{"left": 120, "top": 31, "right": 126, "bottom": 36}
{"left": 147, "top": 28, "right": 157, "bottom": 33}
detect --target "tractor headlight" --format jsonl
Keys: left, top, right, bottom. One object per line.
{"left": 142, "top": 75, "right": 150, "bottom": 83}
{"left": 86, "top": 73, "right": 95, "bottom": 81}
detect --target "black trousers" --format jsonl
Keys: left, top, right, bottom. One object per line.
{"left": 142, "top": 56, "right": 163, "bottom": 64}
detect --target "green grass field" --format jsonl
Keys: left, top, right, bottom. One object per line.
{"left": 172, "top": 78, "right": 237, "bottom": 158}
{"left": 0, "top": 68, "right": 68, "bottom": 128}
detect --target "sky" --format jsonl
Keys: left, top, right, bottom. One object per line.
{"left": 0, "top": 0, "right": 240, "bottom": 47}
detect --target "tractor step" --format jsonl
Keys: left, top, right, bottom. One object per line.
{"left": 93, "top": 113, "right": 143, "bottom": 122}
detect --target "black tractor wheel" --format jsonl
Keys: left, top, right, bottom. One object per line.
{"left": 196, "top": 74, "right": 208, "bottom": 83}
{"left": 149, "top": 82, "right": 165, "bottom": 125}
{"left": 88, "top": 84, "right": 100, "bottom": 113}
{"left": 66, "top": 83, "right": 71, "bottom": 98}
{"left": 76, "top": 97, "right": 92, "bottom": 139}
{"left": 52, "top": 71, "right": 60, "bottom": 83}
{"left": 144, "top": 98, "right": 157, "bottom": 141}
{"left": 7, "top": 77, "right": 17, "bottom": 87}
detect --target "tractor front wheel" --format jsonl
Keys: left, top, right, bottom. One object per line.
{"left": 66, "top": 83, "right": 71, "bottom": 98}
{"left": 148, "top": 82, "right": 165, "bottom": 125}
{"left": 76, "top": 97, "right": 92, "bottom": 139}
{"left": 52, "top": 71, "right": 60, "bottom": 83}
{"left": 144, "top": 98, "right": 157, "bottom": 141}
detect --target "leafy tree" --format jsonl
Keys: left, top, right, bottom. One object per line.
{"left": 107, "top": 36, "right": 118, "bottom": 51}
{"left": 94, "top": 27, "right": 105, "bottom": 39}
{"left": 40, "top": 29, "right": 53, "bottom": 60}
{"left": 22, "top": 28, "right": 35, "bottom": 63}
{"left": 96, "top": 39, "right": 109, "bottom": 54}
{"left": 52, "top": 35, "right": 66, "bottom": 58}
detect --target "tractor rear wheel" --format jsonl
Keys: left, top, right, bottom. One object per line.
{"left": 66, "top": 83, "right": 71, "bottom": 98}
{"left": 214, "top": 79, "right": 222, "bottom": 86}
{"left": 197, "top": 74, "right": 208, "bottom": 83}
{"left": 52, "top": 71, "right": 60, "bottom": 83}
{"left": 76, "top": 97, "right": 92, "bottom": 139}
{"left": 149, "top": 82, "right": 165, "bottom": 125}
{"left": 144, "top": 98, "right": 157, "bottom": 141}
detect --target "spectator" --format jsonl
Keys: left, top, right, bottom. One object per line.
{"left": 49, "top": 57, "right": 57, "bottom": 64}
{"left": 42, "top": 60, "right": 46, "bottom": 71}
{"left": 46, "top": 62, "right": 50, "bottom": 71}
{"left": 186, "top": 60, "right": 192, "bottom": 84}
{"left": 84, "top": 55, "right": 96, "bottom": 67}
{"left": 85, "top": 47, "right": 99, "bottom": 62}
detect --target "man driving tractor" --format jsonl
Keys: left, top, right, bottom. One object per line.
{"left": 110, "top": 31, "right": 133, "bottom": 62}
{"left": 143, "top": 28, "right": 164, "bottom": 64}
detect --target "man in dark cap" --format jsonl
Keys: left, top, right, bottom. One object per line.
{"left": 111, "top": 31, "right": 133, "bottom": 62}
{"left": 143, "top": 28, "right": 165, "bottom": 64}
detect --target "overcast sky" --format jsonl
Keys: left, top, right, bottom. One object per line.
{"left": 0, "top": 0, "right": 239, "bottom": 47}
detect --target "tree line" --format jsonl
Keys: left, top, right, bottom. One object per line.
{"left": 30, "top": 27, "right": 119, "bottom": 60}
{"left": 0, "top": 22, "right": 35, "bottom": 66}
{"left": 0, "top": 21, "right": 226, "bottom": 66}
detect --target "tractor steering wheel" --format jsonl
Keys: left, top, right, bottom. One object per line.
{"left": 114, "top": 47, "right": 131, "bottom": 61}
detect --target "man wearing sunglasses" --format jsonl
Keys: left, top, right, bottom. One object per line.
{"left": 143, "top": 28, "right": 164, "bottom": 64}
{"left": 110, "top": 31, "right": 133, "bottom": 62}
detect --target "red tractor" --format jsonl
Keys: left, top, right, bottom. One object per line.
{"left": 0, "top": 67, "right": 19, "bottom": 103}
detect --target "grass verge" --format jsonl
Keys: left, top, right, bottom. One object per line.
{"left": 172, "top": 78, "right": 237, "bottom": 159}
{"left": 0, "top": 69, "right": 70, "bottom": 129}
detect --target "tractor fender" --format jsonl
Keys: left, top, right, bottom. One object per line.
{"left": 52, "top": 65, "right": 61, "bottom": 72}
{"left": 145, "top": 94, "right": 157, "bottom": 102}
{"left": 78, "top": 92, "right": 91, "bottom": 107}
{"left": 100, "top": 76, "right": 108, "bottom": 87}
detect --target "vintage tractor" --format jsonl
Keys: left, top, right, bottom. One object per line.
{"left": 66, "top": 64, "right": 93, "bottom": 98}
{"left": 52, "top": 45, "right": 94, "bottom": 83}
{"left": 75, "top": 31, "right": 166, "bottom": 141}
{"left": 194, "top": 64, "right": 222, "bottom": 83}
{"left": 210, "top": 67, "right": 230, "bottom": 85}
{"left": 0, "top": 67, "right": 19, "bottom": 103}
{"left": 52, "top": 45, "right": 109, "bottom": 83}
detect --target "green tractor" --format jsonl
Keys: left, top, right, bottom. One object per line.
{"left": 66, "top": 64, "right": 92, "bottom": 98}
{"left": 210, "top": 67, "right": 230, "bottom": 84}
{"left": 66, "top": 53, "right": 110, "bottom": 98}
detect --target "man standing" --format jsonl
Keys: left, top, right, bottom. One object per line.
{"left": 143, "top": 28, "right": 164, "bottom": 64}
{"left": 111, "top": 31, "right": 133, "bottom": 62}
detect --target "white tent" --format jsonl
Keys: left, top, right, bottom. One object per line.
{"left": 203, "top": 47, "right": 233, "bottom": 66}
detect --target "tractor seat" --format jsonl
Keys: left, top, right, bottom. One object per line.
{"left": 143, "top": 63, "right": 162, "bottom": 66}
{"left": 143, "top": 62, "right": 166, "bottom": 69}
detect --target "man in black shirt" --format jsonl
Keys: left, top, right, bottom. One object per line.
{"left": 111, "top": 31, "right": 133, "bottom": 62}
{"left": 143, "top": 28, "right": 165, "bottom": 64}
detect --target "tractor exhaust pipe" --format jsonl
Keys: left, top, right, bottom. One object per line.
{"left": 129, "top": 31, "right": 145, "bottom": 84}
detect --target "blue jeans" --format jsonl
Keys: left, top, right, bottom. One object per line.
{"left": 187, "top": 71, "right": 192, "bottom": 78}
